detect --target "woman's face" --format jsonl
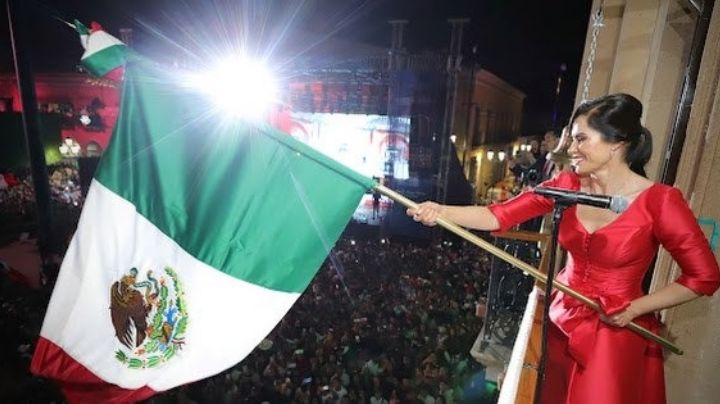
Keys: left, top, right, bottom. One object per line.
{"left": 568, "top": 115, "right": 620, "bottom": 175}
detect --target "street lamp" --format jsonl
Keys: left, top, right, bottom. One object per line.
{"left": 59, "top": 137, "right": 81, "bottom": 158}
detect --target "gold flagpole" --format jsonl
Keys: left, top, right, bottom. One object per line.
{"left": 374, "top": 184, "right": 683, "bottom": 355}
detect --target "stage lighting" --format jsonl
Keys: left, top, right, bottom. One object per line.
{"left": 79, "top": 114, "right": 91, "bottom": 126}
{"left": 186, "top": 56, "right": 277, "bottom": 120}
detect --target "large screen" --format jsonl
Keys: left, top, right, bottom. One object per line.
{"left": 288, "top": 113, "right": 410, "bottom": 180}
{"left": 288, "top": 113, "right": 411, "bottom": 224}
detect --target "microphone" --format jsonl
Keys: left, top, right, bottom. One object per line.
{"left": 533, "top": 186, "right": 628, "bottom": 214}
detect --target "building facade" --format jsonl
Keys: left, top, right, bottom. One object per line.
{"left": 451, "top": 68, "right": 526, "bottom": 202}
{"left": 0, "top": 73, "right": 120, "bottom": 157}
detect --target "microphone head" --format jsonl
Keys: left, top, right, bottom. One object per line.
{"left": 610, "top": 196, "right": 629, "bottom": 214}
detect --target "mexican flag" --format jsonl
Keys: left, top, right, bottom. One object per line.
{"left": 75, "top": 20, "right": 127, "bottom": 81}
{"left": 31, "top": 24, "right": 374, "bottom": 402}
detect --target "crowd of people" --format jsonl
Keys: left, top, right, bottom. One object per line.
{"left": 148, "top": 238, "right": 496, "bottom": 403}
{"left": 1, "top": 231, "right": 499, "bottom": 403}
{"left": 506, "top": 130, "right": 561, "bottom": 191}
{"left": 1, "top": 165, "right": 88, "bottom": 401}
{"left": 479, "top": 129, "right": 562, "bottom": 205}
{"left": 0, "top": 171, "right": 36, "bottom": 218}
{"left": 0, "top": 165, "right": 83, "bottom": 217}
{"left": 0, "top": 159, "right": 509, "bottom": 403}
{"left": 0, "top": 267, "right": 60, "bottom": 402}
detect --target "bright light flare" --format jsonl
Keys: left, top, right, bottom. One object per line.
{"left": 185, "top": 57, "right": 277, "bottom": 120}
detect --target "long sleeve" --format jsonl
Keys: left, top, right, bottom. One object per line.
{"left": 488, "top": 171, "right": 580, "bottom": 233}
{"left": 652, "top": 187, "right": 720, "bottom": 295}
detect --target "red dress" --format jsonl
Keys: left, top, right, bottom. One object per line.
{"left": 488, "top": 171, "right": 720, "bottom": 404}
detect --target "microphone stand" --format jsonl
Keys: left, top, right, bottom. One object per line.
{"left": 533, "top": 201, "right": 569, "bottom": 404}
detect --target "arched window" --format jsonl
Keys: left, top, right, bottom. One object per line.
{"left": 86, "top": 141, "right": 103, "bottom": 157}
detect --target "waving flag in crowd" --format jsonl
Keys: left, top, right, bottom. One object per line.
{"left": 31, "top": 21, "right": 374, "bottom": 402}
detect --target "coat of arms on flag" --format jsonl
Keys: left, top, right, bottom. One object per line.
{"left": 110, "top": 267, "right": 187, "bottom": 369}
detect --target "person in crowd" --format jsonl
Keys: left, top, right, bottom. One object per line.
{"left": 532, "top": 129, "right": 561, "bottom": 182}
{"left": 408, "top": 93, "right": 720, "bottom": 404}
{"left": 372, "top": 189, "right": 382, "bottom": 220}
{"left": 528, "top": 139, "right": 541, "bottom": 160}
{"left": 508, "top": 149, "right": 536, "bottom": 186}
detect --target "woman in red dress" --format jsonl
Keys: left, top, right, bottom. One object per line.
{"left": 408, "top": 93, "right": 720, "bottom": 404}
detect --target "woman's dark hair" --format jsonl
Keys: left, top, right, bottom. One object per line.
{"left": 569, "top": 93, "right": 653, "bottom": 177}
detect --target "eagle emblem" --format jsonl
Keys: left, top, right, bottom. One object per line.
{"left": 110, "top": 266, "right": 188, "bottom": 369}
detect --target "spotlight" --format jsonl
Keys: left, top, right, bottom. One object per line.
{"left": 185, "top": 56, "right": 277, "bottom": 120}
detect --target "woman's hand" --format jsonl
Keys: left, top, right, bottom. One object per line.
{"left": 601, "top": 303, "right": 642, "bottom": 328}
{"left": 406, "top": 201, "right": 444, "bottom": 226}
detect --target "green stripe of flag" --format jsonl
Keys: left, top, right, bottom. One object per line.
{"left": 95, "top": 59, "right": 375, "bottom": 293}
{"left": 73, "top": 20, "right": 89, "bottom": 36}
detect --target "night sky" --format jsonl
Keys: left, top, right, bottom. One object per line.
{"left": 1, "top": 0, "right": 592, "bottom": 134}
